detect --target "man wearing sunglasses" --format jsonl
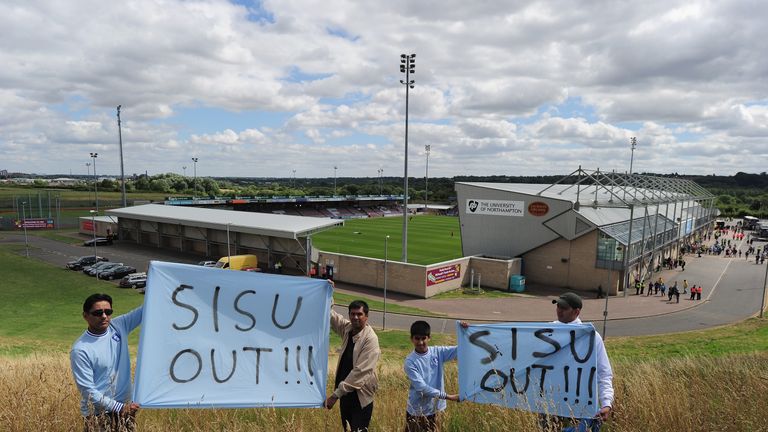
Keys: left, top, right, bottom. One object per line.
{"left": 70, "top": 293, "right": 143, "bottom": 431}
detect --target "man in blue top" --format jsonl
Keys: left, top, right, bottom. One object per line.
{"left": 70, "top": 293, "right": 143, "bottom": 431}
{"left": 403, "top": 320, "right": 468, "bottom": 432}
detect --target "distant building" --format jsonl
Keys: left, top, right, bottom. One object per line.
{"left": 456, "top": 168, "right": 717, "bottom": 296}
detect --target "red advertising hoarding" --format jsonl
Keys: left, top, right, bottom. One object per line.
{"left": 16, "top": 218, "right": 55, "bottom": 229}
{"left": 426, "top": 263, "right": 461, "bottom": 286}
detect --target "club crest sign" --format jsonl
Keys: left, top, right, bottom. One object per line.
{"left": 527, "top": 201, "right": 549, "bottom": 217}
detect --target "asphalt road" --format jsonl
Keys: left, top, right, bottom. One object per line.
{"left": 5, "top": 232, "right": 767, "bottom": 337}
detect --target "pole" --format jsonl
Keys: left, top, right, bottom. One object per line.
{"left": 90, "top": 210, "right": 98, "bottom": 258}
{"left": 761, "top": 257, "right": 768, "bottom": 318}
{"left": 383, "top": 235, "right": 389, "bottom": 330}
{"left": 400, "top": 53, "right": 415, "bottom": 262}
{"left": 117, "top": 105, "right": 127, "bottom": 207}
{"left": 424, "top": 144, "right": 430, "bottom": 211}
{"left": 333, "top": 166, "right": 337, "bottom": 196}
{"left": 90, "top": 153, "right": 99, "bottom": 212}
{"left": 22, "top": 202, "right": 29, "bottom": 258}
{"left": 602, "top": 260, "right": 613, "bottom": 337}
{"left": 192, "top": 157, "right": 198, "bottom": 197}
{"left": 226, "top": 223, "right": 232, "bottom": 270}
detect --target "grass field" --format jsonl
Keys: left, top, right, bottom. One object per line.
{"left": 311, "top": 215, "right": 462, "bottom": 265}
{"left": 2, "top": 241, "right": 768, "bottom": 431}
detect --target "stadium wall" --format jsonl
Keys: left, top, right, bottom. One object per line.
{"left": 317, "top": 251, "right": 521, "bottom": 298}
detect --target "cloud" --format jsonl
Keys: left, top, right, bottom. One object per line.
{"left": 1, "top": 0, "right": 767, "bottom": 178}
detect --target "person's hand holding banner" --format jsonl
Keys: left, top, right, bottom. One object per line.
{"left": 133, "top": 261, "right": 332, "bottom": 409}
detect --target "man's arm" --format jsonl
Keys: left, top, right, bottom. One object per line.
{"left": 594, "top": 334, "right": 614, "bottom": 420}
{"left": 112, "top": 305, "right": 143, "bottom": 334}
{"left": 329, "top": 308, "right": 348, "bottom": 337}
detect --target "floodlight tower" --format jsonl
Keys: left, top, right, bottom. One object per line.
{"left": 629, "top": 136, "right": 637, "bottom": 175}
{"left": 333, "top": 166, "right": 338, "bottom": 195}
{"left": 399, "top": 53, "right": 415, "bottom": 262}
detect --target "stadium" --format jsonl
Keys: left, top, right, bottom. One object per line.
{"left": 107, "top": 167, "right": 717, "bottom": 298}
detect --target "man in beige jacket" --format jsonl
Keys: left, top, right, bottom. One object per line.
{"left": 324, "top": 300, "right": 381, "bottom": 431}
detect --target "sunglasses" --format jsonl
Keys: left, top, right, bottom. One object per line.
{"left": 89, "top": 309, "right": 114, "bottom": 317}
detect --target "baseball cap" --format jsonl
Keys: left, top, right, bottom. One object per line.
{"left": 552, "top": 292, "right": 583, "bottom": 309}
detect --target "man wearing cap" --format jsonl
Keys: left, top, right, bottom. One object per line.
{"left": 544, "top": 292, "right": 614, "bottom": 431}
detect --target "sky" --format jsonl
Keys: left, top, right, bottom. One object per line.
{"left": 1, "top": 0, "right": 767, "bottom": 179}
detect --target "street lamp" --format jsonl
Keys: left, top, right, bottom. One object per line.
{"left": 86, "top": 162, "right": 92, "bottom": 204}
{"left": 424, "top": 144, "right": 431, "bottom": 211}
{"left": 191, "top": 157, "right": 199, "bottom": 197}
{"left": 383, "top": 235, "right": 390, "bottom": 330}
{"left": 761, "top": 256, "right": 768, "bottom": 318}
{"left": 226, "top": 222, "right": 232, "bottom": 270}
{"left": 117, "top": 105, "right": 127, "bottom": 207}
{"left": 333, "top": 166, "right": 338, "bottom": 196}
{"left": 89, "top": 209, "right": 98, "bottom": 258}
{"left": 182, "top": 165, "right": 187, "bottom": 177}
{"left": 400, "top": 53, "right": 415, "bottom": 262}
{"left": 602, "top": 245, "right": 622, "bottom": 338}
{"left": 90, "top": 152, "right": 99, "bottom": 212}
{"left": 21, "top": 201, "right": 29, "bottom": 258}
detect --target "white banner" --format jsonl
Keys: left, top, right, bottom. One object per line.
{"left": 466, "top": 199, "right": 525, "bottom": 216}
{"left": 133, "top": 261, "right": 332, "bottom": 409}
{"left": 457, "top": 322, "right": 599, "bottom": 418}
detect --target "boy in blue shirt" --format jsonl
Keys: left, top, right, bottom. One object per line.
{"left": 403, "top": 320, "right": 467, "bottom": 432}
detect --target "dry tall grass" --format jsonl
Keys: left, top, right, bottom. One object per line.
{"left": 2, "top": 353, "right": 768, "bottom": 431}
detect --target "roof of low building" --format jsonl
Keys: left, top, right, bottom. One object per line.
{"left": 107, "top": 204, "right": 343, "bottom": 239}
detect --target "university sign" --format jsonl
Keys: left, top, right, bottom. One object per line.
{"left": 466, "top": 199, "right": 524, "bottom": 217}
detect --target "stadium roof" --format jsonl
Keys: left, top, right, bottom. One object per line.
{"left": 107, "top": 204, "right": 343, "bottom": 239}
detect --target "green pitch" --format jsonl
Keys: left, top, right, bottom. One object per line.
{"left": 311, "top": 215, "right": 462, "bottom": 265}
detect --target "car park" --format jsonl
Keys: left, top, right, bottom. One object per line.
{"left": 119, "top": 273, "right": 147, "bottom": 288}
{"left": 66, "top": 255, "right": 108, "bottom": 270}
{"left": 86, "top": 262, "right": 124, "bottom": 277}
{"left": 97, "top": 265, "right": 137, "bottom": 280}
{"left": 82, "top": 260, "right": 114, "bottom": 275}
{"left": 83, "top": 237, "right": 113, "bottom": 247}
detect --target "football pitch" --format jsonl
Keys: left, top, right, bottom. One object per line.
{"left": 311, "top": 215, "right": 463, "bottom": 265}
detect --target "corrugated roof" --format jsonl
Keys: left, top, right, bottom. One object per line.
{"left": 457, "top": 182, "right": 707, "bottom": 228}
{"left": 106, "top": 204, "right": 343, "bottom": 239}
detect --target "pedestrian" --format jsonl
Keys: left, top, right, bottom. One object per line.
{"left": 70, "top": 293, "right": 143, "bottom": 432}
{"left": 689, "top": 286, "right": 696, "bottom": 301}
{"left": 403, "top": 320, "right": 467, "bottom": 432}
{"left": 597, "top": 285, "right": 604, "bottom": 299}
{"left": 539, "top": 293, "right": 614, "bottom": 431}
{"left": 667, "top": 283, "right": 675, "bottom": 302}
{"left": 681, "top": 260, "right": 686, "bottom": 271}
{"left": 660, "top": 283, "right": 667, "bottom": 298}
{"left": 647, "top": 281, "right": 653, "bottom": 296}
{"left": 325, "top": 299, "right": 381, "bottom": 432}
{"left": 683, "top": 279, "right": 688, "bottom": 294}
{"left": 674, "top": 285, "right": 680, "bottom": 303}
{"left": 697, "top": 285, "right": 703, "bottom": 300}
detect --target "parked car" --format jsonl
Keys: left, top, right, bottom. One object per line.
{"left": 198, "top": 260, "right": 217, "bottom": 267}
{"left": 82, "top": 260, "right": 114, "bottom": 275}
{"left": 98, "top": 265, "right": 137, "bottom": 280}
{"left": 66, "top": 255, "right": 108, "bottom": 270}
{"left": 86, "top": 262, "right": 124, "bottom": 277}
{"left": 119, "top": 273, "right": 147, "bottom": 288}
{"left": 83, "top": 237, "right": 113, "bottom": 247}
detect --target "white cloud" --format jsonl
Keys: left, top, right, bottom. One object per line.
{"left": 1, "top": 0, "right": 767, "bottom": 177}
